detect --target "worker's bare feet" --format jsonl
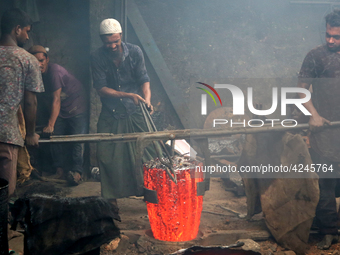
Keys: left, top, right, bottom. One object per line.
{"left": 317, "top": 234, "right": 338, "bottom": 250}
{"left": 66, "top": 171, "right": 82, "bottom": 186}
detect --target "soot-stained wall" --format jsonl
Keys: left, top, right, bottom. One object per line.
{"left": 136, "top": 0, "right": 325, "bottom": 79}
{"left": 134, "top": 0, "right": 331, "bottom": 127}
{"left": 31, "top": 0, "right": 90, "bottom": 90}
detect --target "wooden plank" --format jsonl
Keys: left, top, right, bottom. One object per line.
{"left": 127, "top": 0, "right": 194, "bottom": 128}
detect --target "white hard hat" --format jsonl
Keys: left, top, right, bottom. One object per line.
{"left": 99, "top": 18, "right": 122, "bottom": 35}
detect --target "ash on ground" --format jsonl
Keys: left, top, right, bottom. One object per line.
{"left": 208, "top": 135, "right": 245, "bottom": 157}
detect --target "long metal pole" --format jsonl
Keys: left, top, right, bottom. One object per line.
{"left": 290, "top": 1, "right": 340, "bottom": 5}
{"left": 38, "top": 121, "right": 340, "bottom": 143}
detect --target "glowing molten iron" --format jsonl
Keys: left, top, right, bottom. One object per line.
{"left": 144, "top": 161, "right": 204, "bottom": 242}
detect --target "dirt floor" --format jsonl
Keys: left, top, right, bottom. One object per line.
{"left": 7, "top": 177, "right": 340, "bottom": 255}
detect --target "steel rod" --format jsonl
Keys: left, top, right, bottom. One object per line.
{"left": 290, "top": 1, "right": 340, "bottom": 5}
{"left": 38, "top": 121, "right": 340, "bottom": 143}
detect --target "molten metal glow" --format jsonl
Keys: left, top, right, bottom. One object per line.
{"left": 144, "top": 163, "right": 204, "bottom": 242}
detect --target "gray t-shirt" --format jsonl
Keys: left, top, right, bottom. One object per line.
{"left": 299, "top": 44, "right": 340, "bottom": 162}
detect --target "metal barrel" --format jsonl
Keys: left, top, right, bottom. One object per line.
{"left": 0, "top": 178, "right": 8, "bottom": 253}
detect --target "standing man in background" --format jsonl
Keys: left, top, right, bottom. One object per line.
{"left": 0, "top": 8, "right": 44, "bottom": 196}
{"left": 298, "top": 9, "right": 340, "bottom": 250}
{"left": 91, "top": 18, "right": 155, "bottom": 206}
{"left": 29, "top": 45, "right": 87, "bottom": 186}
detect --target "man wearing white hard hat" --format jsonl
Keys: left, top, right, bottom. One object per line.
{"left": 91, "top": 18, "right": 156, "bottom": 205}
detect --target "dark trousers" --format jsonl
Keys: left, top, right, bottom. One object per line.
{"left": 51, "top": 113, "right": 87, "bottom": 174}
{"left": 0, "top": 143, "right": 18, "bottom": 196}
{"left": 310, "top": 149, "right": 340, "bottom": 235}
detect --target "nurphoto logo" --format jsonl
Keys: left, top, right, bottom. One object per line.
{"left": 197, "top": 82, "right": 312, "bottom": 128}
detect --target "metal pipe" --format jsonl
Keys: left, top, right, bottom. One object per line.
{"left": 38, "top": 121, "right": 340, "bottom": 143}
{"left": 290, "top": 1, "right": 340, "bottom": 5}
{"left": 139, "top": 102, "right": 177, "bottom": 183}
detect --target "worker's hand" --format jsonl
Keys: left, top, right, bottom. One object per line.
{"left": 145, "top": 100, "right": 154, "bottom": 114}
{"left": 129, "top": 93, "right": 145, "bottom": 105}
{"left": 309, "top": 114, "right": 331, "bottom": 132}
{"left": 25, "top": 133, "right": 40, "bottom": 147}
{"left": 43, "top": 125, "right": 54, "bottom": 134}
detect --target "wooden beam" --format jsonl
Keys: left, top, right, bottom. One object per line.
{"left": 127, "top": 0, "right": 195, "bottom": 128}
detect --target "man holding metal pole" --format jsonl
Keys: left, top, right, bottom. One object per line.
{"left": 0, "top": 8, "right": 43, "bottom": 253}
{"left": 298, "top": 9, "right": 340, "bottom": 250}
{"left": 28, "top": 45, "right": 87, "bottom": 186}
{"left": 0, "top": 8, "right": 44, "bottom": 196}
{"left": 90, "top": 18, "right": 156, "bottom": 205}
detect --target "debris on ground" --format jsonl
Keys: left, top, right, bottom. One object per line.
{"left": 103, "top": 237, "right": 120, "bottom": 251}
{"left": 237, "top": 239, "right": 261, "bottom": 253}
{"left": 7, "top": 178, "right": 340, "bottom": 254}
{"left": 239, "top": 132, "right": 319, "bottom": 254}
{"left": 11, "top": 195, "right": 120, "bottom": 255}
